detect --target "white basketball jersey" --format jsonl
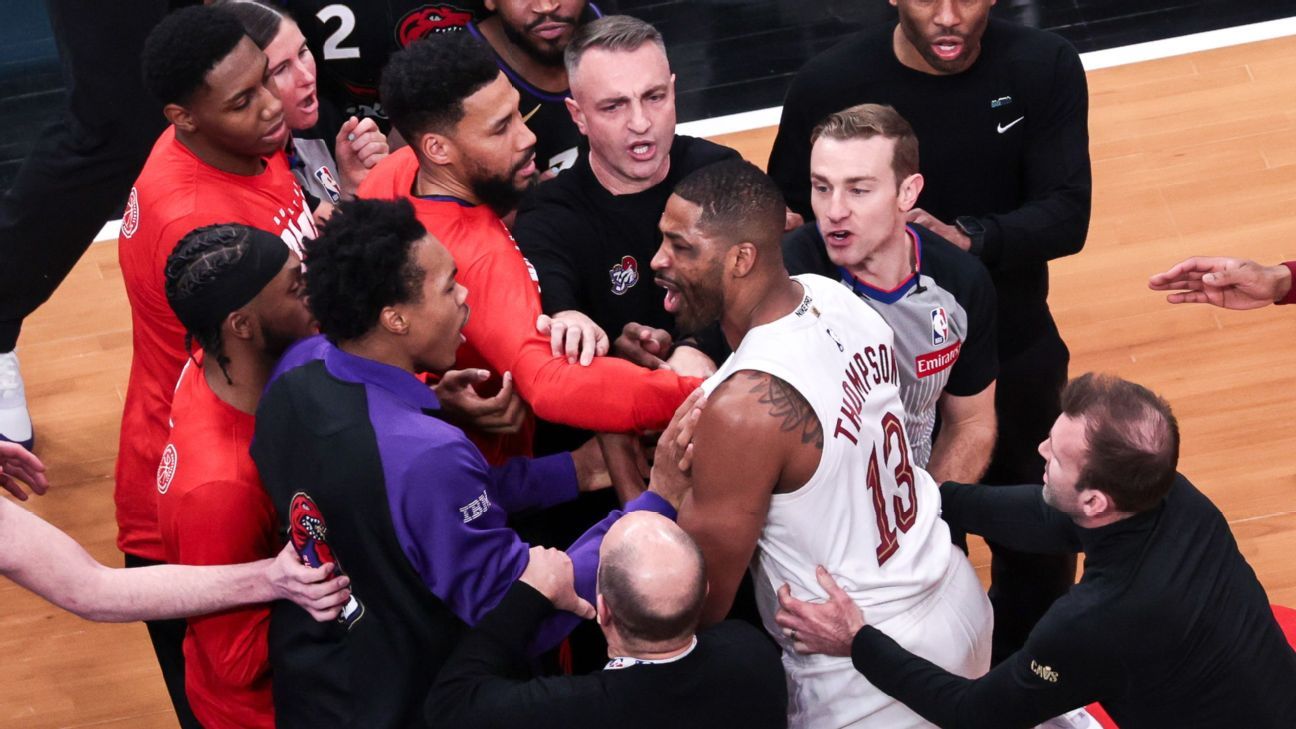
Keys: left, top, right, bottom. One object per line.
{"left": 702, "top": 274, "right": 960, "bottom": 726}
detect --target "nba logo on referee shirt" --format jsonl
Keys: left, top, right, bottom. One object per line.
{"left": 313, "top": 165, "right": 342, "bottom": 204}
{"left": 930, "top": 307, "right": 949, "bottom": 346}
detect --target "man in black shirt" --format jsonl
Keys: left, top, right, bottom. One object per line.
{"left": 776, "top": 373, "right": 1296, "bottom": 729}
{"left": 468, "top": 0, "right": 603, "bottom": 175}
{"left": 426, "top": 511, "right": 787, "bottom": 729}
{"left": 767, "top": 0, "right": 1091, "bottom": 661}
{"left": 512, "top": 15, "right": 738, "bottom": 369}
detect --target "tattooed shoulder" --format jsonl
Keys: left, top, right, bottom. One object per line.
{"left": 739, "top": 371, "right": 824, "bottom": 450}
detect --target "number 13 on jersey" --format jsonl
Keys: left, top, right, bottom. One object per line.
{"left": 866, "top": 412, "right": 918, "bottom": 565}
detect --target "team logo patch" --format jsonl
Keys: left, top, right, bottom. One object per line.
{"left": 122, "top": 187, "right": 141, "bottom": 239}
{"left": 313, "top": 165, "right": 342, "bottom": 204}
{"left": 156, "top": 443, "right": 177, "bottom": 494}
{"left": 916, "top": 341, "right": 961, "bottom": 378}
{"left": 289, "top": 492, "right": 365, "bottom": 629}
{"left": 396, "top": 4, "right": 472, "bottom": 47}
{"left": 609, "top": 255, "right": 639, "bottom": 295}
{"left": 930, "top": 307, "right": 949, "bottom": 346}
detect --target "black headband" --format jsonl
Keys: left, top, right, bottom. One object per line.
{"left": 170, "top": 227, "right": 291, "bottom": 334}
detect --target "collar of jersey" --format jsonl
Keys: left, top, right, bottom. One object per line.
{"left": 415, "top": 193, "right": 477, "bottom": 208}
{"left": 835, "top": 225, "right": 922, "bottom": 305}
{"left": 323, "top": 341, "right": 441, "bottom": 412}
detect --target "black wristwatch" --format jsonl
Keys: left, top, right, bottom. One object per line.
{"left": 955, "top": 216, "right": 986, "bottom": 256}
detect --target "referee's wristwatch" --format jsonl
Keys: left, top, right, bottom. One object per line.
{"left": 955, "top": 216, "right": 986, "bottom": 256}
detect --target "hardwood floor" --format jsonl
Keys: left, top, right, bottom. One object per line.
{"left": 4, "top": 35, "right": 1296, "bottom": 727}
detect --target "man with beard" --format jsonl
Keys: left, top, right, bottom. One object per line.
{"left": 156, "top": 223, "right": 318, "bottom": 729}
{"left": 767, "top": 0, "right": 1091, "bottom": 663}
{"left": 469, "top": 0, "right": 604, "bottom": 176}
{"left": 358, "top": 31, "right": 704, "bottom": 465}
{"left": 512, "top": 15, "right": 738, "bottom": 374}
{"left": 776, "top": 374, "right": 1296, "bottom": 729}
{"left": 118, "top": 8, "right": 317, "bottom": 724}
{"left": 657, "top": 159, "right": 991, "bottom": 728}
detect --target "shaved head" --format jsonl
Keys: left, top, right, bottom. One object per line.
{"left": 598, "top": 512, "right": 706, "bottom": 646}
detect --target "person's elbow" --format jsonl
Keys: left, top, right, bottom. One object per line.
{"left": 60, "top": 565, "right": 137, "bottom": 622}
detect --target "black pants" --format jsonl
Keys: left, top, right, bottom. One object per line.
{"left": 0, "top": 0, "right": 172, "bottom": 351}
{"left": 980, "top": 328, "right": 1077, "bottom": 665}
{"left": 124, "top": 552, "right": 203, "bottom": 729}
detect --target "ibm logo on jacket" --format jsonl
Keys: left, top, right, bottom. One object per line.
{"left": 460, "top": 490, "right": 492, "bottom": 523}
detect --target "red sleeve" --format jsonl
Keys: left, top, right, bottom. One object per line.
{"left": 1279, "top": 262, "right": 1296, "bottom": 305}
{"left": 172, "top": 481, "right": 275, "bottom": 694}
{"left": 458, "top": 244, "right": 702, "bottom": 433}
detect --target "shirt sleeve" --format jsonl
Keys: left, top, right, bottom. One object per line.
{"left": 943, "top": 248, "right": 999, "bottom": 397}
{"left": 391, "top": 437, "right": 677, "bottom": 651}
{"left": 424, "top": 581, "right": 616, "bottom": 729}
{"left": 976, "top": 44, "right": 1091, "bottom": 269}
{"left": 767, "top": 75, "right": 820, "bottom": 221}
{"left": 512, "top": 207, "right": 585, "bottom": 316}
{"left": 170, "top": 481, "right": 276, "bottom": 696}
{"left": 1278, "top": 262, "right": 1296, "bottom": 305}
{"left": 458, "top": 244, "right": 702, "bottom": 433}
{"left": 849, "top": 610, "right": 1118, "bottom": 729}
{"left": 487, "top": 453, "right": 579, "bottom": 515}
{"left": 938, "top": 481, "right": 1081, "bottom": 554}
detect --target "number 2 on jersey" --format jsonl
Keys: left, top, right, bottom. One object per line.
{"left": 317, "top": 4, "right": 361, "bottom": 60}
{"left": 866, "top": 412, "right": 917, "bottom": 565}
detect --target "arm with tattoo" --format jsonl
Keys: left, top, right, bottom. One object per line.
{"left": 680, "top": 370, "right": 823, "bottom": 625}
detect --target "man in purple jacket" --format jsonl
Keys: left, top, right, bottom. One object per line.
{"left": 251, "top": 198, "right": 700, "bottom": 729}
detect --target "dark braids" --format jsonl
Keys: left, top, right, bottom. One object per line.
{"left": 164, "top": 224, "right": 257, "bottom": 384}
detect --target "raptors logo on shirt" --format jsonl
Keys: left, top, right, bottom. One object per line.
{"left": 289, "top": 491, "right": 366, "bottom": 628}
{"left": 396, "top": 4, "right": 472, "bottom": 47}
{"left": 609, "top": 255, "right": 639, "bottom": 295}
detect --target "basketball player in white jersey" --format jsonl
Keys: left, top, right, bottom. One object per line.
{"left": 653, "top": 159, "right": 991, "bottom": 728}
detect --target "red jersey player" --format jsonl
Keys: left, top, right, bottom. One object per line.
{"left": 123, "top": 11, "right": 317, "bottom": 723}
{"left": 362, "top": 32, "right": 700, "bottom": 464}
{"left": 119, "top": 9, "right": 316, "bottom": 567}
{"left": 157, "top": 223, "right": 316, "bottom": 729}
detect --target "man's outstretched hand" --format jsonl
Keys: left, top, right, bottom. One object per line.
{"left": 1149, "top": 256, "right": 1293, "bottom": 310}
{"left": 0, "top": 442, "right": 48, "bottom": 501}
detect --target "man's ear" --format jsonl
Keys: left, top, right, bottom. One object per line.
{"left": 729, "top": 242, "right": 758, "bottom": 278}
{"left": 379, "top": 306, "right": 409, "bottom": 336}
{"left": 596, "top": 593, "right": 609, "bottom": 626}
{"left": 165, "top": 103, "right": 197, "bottom": 134}
{"left": 1078, "top": 488, "right": 1114, "bottom": 519}
{"left": 565, "top": 97, "right": 588, "bottom": 137}
{"left": 898, "top": 172, "right": 924, "bottom": 212}
{"left": 226, "top": 310, "right": 255, "bottom": 342}
{"left": 419, "top": 132, "right": 455, "bottom": 167}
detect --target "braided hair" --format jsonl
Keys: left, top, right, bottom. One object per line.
{"left": 164, "top": 224, "right": 258, "bottom": 384}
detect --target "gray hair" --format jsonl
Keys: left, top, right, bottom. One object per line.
{"left": 564, "top": 15, "right": 665, "bottom": 77}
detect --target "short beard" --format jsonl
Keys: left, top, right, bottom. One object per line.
{"left": 501, "top": 14, "right": 575, "bottom": 67}
{"left": 469, "top": 154, "right": 538, "bottom": 217}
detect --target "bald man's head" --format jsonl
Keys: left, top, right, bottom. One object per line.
{"left": 597, "top": 512, "right": 707, "bottom": 646}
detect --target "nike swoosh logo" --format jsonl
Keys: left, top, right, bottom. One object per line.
{"left": 521, "top": 104, "right": 543, "bottom": 123}
{"left": 997, "top": 116, "right": 1024, "bottom": 134}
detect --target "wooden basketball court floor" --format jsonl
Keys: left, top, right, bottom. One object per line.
{"left": 3, "top": 34, "right": 1295, "bottom": 728}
